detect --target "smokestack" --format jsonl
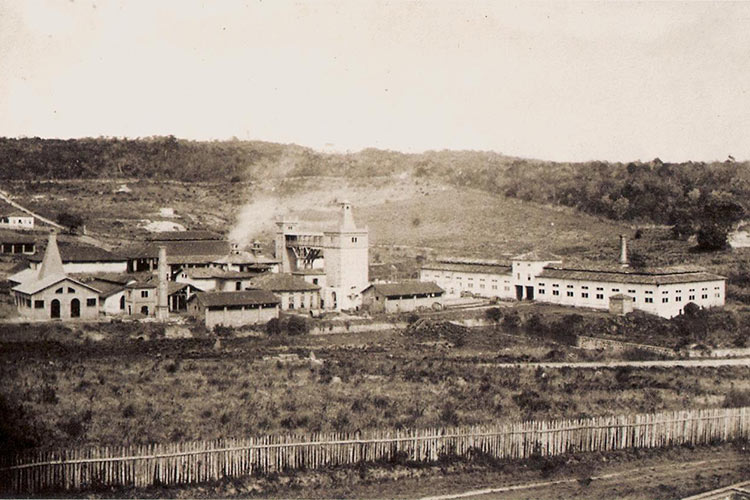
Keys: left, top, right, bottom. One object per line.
{"left": 340, "top": 201, "right": 355, "bottom": 230}
{"left": 619, "top": 235, "right": 629, "bottom": 267}
{"left": 156, "top": 246, "right": 169, "bottom": 320}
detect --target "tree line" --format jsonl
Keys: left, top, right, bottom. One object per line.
{"left": 1, "top": 137, "right": 746, "bottom": 248}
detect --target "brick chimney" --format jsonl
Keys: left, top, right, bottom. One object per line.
{"left": 156, "top": 246, "right": 169, "bottom": 320}
{"left": 619, "top": 235, "right": 629, "bottom": 267}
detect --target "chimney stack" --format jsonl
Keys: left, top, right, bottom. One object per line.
{"left": 156, "top": 246, "right": 169, "bottom": 320}
{"left": 619, "top": 235, "right": 629, "bottom": 267}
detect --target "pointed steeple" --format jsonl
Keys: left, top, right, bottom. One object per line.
{"left": 339, "top": 201, "right": 356, "bottom": 230}
{"left": 38, "top": 230, "right": 65, "bottom": 280}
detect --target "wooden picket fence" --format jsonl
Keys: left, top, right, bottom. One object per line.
{"left": 2, "top": 406, "right": 749, "bottom": 494}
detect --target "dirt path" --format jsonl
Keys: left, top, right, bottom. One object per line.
{"left": 417, "top": 457, "right": 750, "bottom": 500}
{"left": 481, "top": 357, "right": 750, "bottom": 369}
{"left": 0, "top": 186, "right": 110, "bottom": 249}
{"left": 0, "top": 186, "right": 65, "bottom": 230}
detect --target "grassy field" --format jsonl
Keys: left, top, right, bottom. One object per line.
{"left": 1, "top": 318, "right": 747, "bottom": 455}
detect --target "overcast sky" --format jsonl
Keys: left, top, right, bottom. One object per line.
{"left": 1, "top": 1, "right": 749, "bottom": 162}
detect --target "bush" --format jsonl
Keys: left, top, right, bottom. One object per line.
{"left": 213, "top": 325, "right": 234, "bottom": 337}
{"left": 285, "top": 315, "right": 309, "bottom": 336}
{"left": 723, "top": 388, "right": 750, "bottom": 408}
{"left": 503, "top": 310, "right": 521, "bottom": 329}
{"left": 485, "top": 307, "right": 503, "bottom": 323}
{"left": 265, "top": 318, "right": 281, "bottom": 336}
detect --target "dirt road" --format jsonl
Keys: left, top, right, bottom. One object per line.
{"left": 418, "top": 458, "right": 749, "bottom": 500}
{"left": 481, "top": 357, "right": 750, "bottom": 369}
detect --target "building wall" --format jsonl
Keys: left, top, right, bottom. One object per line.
{"left": 511, "top": 259, "right": 562, "bottom": 299}
{"left": 535, "top": 277, "right": 725, "bottom": 318}
{"left": 323, "top": 230, "right": 369, "bottom": 310}
{"left": 0, "top": 216, "right": 34, "bottom": 229}
{"left": 198, "top": 304, "right": 279, "bottom": 328}
{"left": 29, "top": 261, "right": 128, "bottom": 274}
{"left": 126, "top": 288, "right": 157, "bottom": 315}
{"left": 277, "top": 290, "right": 320, "bottom": 310}
{"left": 101, "top": 291, "right": 127, "bottom": 315}
{"left": 15, "top": 280, "right": 99, "bottom": 320}
{"left": 419, "top": 268, "right": 515, "bottom": 299}
{"left": 362, "top": 289, "right": 444, "bottom": 313}
{"left": 0, "top": 242, "right": 35, "bottom": 254}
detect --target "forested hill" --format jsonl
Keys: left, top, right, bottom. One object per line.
{"left": 0, "top": 137, "right": 747, "bottom": 243}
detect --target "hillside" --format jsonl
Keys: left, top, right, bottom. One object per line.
{"left": 1, "top": 137, "right": 747, "bottom": 235}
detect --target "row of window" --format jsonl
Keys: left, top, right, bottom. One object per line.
{"left": 31, "top": 298, "right": 97, "bottom": 309}
{"left": 541, "top": 289, "right": 719, "bottom": 303}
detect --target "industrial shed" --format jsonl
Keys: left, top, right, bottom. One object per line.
{"left": 361, "top": 282, "right": 445, "bottom": 313}
{"left": 187, "top": 290, "right": 280, "bottom": 328}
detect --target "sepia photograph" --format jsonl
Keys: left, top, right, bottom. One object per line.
{"left": 1, "top": 1, "right": 749, "bottom": 498}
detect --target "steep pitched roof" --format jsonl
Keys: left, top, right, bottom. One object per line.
{"left": 13, "top": 274, "right": 100, "bottom": 296}
{"left": 249, "top": 272, "right": 320, "bottom": 292}
{"left": 37, "top": 231, "right": 65, "bottom": 280}
{"left": 362, "top": 281, "right": 444, "bottom": 297}
{"left": 191, "top": 290, "right": 280, "bottom": 307}
{"left": 7, "top": 267, "right": 37, "bottom": 286}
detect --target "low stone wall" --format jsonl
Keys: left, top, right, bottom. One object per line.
{"left": 576, "top": 335, "right": 676, "bottom": 358}
{"left": 311, "top": 321, "right": 406, "bottom": 335}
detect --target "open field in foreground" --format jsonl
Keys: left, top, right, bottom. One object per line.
{"left": 1, "top": 320, "right": 748, "bottom": 454}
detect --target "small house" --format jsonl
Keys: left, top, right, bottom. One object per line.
{"left": 361, "top": 282, "right": 445, "bottom": 313}
{"left": 248, "top": 272, "right": 322, "bottom": 310}
{"left": 187, "top": 290, "right": 280, "bottom": 328}
{"left": 609, "top": 293, "right": 635, "bottom": 316}
{"left": 0, "top": 213, "right": 34, "bottom": 230}
{"left": 125, "top": 280, "right": 157, "bottom": 316}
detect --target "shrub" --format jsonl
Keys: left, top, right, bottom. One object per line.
{"left": 723, "top": 388, "right": 750, "bottom": 408}
{"left": 122, "top": 404, "right": 136, "bottom": 418}
{"left": 485, "top": 307, "right": 503, "bottom": 323}
{"left": 285, "top": 315, "right": 309, "bottom": 336}
{"left": 503, "top": 310, "right": 521, "bottom": 329}
{"left": 213, "top": 325, "right": 233, "bottom": 337}
{"left": 265, "top": 318, "right": 281, "bottom": 336}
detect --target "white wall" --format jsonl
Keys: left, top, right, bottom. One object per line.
{"left": 536, "top": 277, "right": 725, "bottom": 318}
{"left": 420, "top": 268, "right": 515, "bottom": 299}
{"left": 204, "top": 304, "right": 278, "bottom": 328}
{"left": 29, "top": 261, "right": 128, "bottom": 274}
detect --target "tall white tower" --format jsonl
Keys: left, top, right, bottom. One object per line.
{"left": 323, "top": 202, "right": 369, "bottom": 310}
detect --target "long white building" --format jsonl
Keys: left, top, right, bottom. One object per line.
{"left": 420, "top": 240, "right": 726, "bottom": 319}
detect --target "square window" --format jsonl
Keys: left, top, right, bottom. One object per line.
{"left": 141, "top": 290, "right": 149, "bottom": 298}
{"left": 34, "top": 300, "right": 44, "bottom": 309}
{"left": 86, "top": 298, "right": 97, "bottom": 307}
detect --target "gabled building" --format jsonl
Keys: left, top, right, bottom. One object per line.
{"left": 174, "top": 267, "right": 259, "bottom": 292}
{"left": 0, "top": 212, "right": 34, "bottom": 230}
{"left": 248, "top": 272, "right": 321, "bottom": 310}
{"left": 0, "top": 230, "right": 36, "bottom": 255}
{"left": 361, "top": 281, "right": 445, "bottom": 313}
{"left": 27, "top": 243, "right": 127, "bottom": 274}
{"left": 419, "top": 258, "right": 513, "bottom": 299}
{"left": 188, "top": 290, "right": 280, "bottom": 328}
{"left": 11, "top": 232, "right": 100, "bottom": 320}
{"left": 419, "top": 237, "right": 726, "bottom": 319}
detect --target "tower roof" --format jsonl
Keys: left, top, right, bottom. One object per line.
{"left": 339, "top": 201, "right": 357, "bottom": 230}
{"left": 37, "top": 231, "right": 65, "bottom": 280}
